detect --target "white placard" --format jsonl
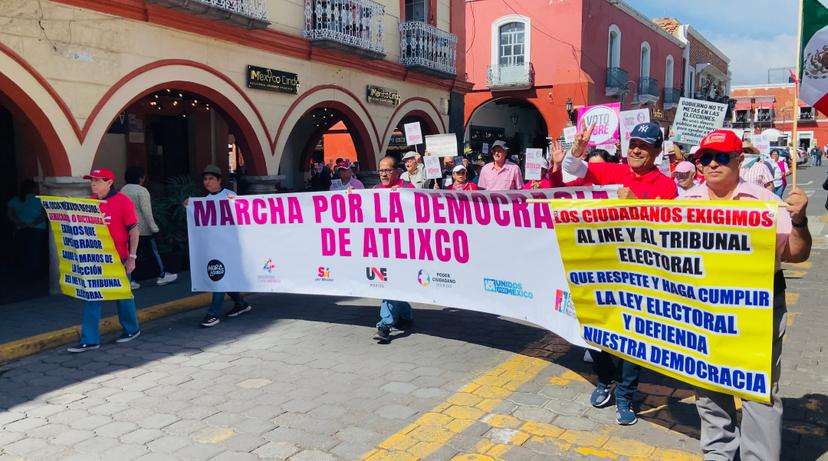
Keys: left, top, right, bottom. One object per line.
{"left": 188, "top": 187, "right": 619, "bottom": 348}
{"left": 619, "top": 109, "right": 650, "bottom": 157}
{"left": 524, "top": 148, "right": 544, "bottom": 180}
{"left": 563, "top": 126, "right": 578, "bottom": 143}
{"left": 423, "top": 155, "right": 442, "bottom": 180}
{"left": 425, "top": 133, "right": 458, "bottom": 158}
{"left": 673, "top": 98, "right": 729, "bottom": 146}
{"left": 404, "top": 122, "right": 423, "bottom": 146}
{"left": 663, "top": 140, "right": 674, "bottom": 157}
{"left": 482, "top": 143, "right": 490, "bottom": 154}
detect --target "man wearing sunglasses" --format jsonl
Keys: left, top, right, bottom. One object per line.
{"left": 684, "top": 130, "right": 811, "bottom": 461}
{"left": 554, "top": 121, "right": 677, "bottom": 426}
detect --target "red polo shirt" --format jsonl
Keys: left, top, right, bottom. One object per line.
{"left": 581, "top": 163, "right": 678, "bottom": 199}
{"left": 92, "top": 190, "right": 137, "bottom": 260}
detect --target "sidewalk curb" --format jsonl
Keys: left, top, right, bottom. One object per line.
{"left": 0, "top": 293, "right": 212, "bottom": 364}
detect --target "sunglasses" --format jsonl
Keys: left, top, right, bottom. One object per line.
{"left": 698, "top": 152, "right": 738, "bottom": 166}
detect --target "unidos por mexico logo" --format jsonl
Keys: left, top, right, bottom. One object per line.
{"left": 483, "top": 278, "right": 533, "bottom": 299}
{"left": 207, "top": 259, "right": 225, "bottom": 282}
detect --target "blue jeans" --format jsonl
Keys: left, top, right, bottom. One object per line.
{"left": 377, "top": 300, "right": 412, "bottom": 328}
{"left": 80, "top": 265, "right": 139, "bottom": 345}
{"left": 594, "top": 351, "right": 641, "bottom": 402}
{"left": 208, "top": 292, "right": 246, "bottom": 316}
{"left": 773, "top": 185, "right": 786, "bottom": 198}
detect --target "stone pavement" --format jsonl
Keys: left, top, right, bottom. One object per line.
{"left": 0, "top": 167, "right": 826, "bottom": 461}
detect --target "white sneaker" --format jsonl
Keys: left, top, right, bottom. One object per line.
{"left": 130, "top": 281, "right": 140, "bottom": 290}
{"left": 156, "top": 273, "right": 178, "bottom": 286}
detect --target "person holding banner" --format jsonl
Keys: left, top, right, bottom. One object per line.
{"left": 556, "top": 121, "right": 678, "bottom": 426}
{"left": 686, "top": 130, "right": 811, "bottom": 461}
{"left": 372, "top": 156, "right": 415, "bottom": 343}
{"left": 189, "top": 165, "right": 252, "bottom": 328}
{"left": 477, "top": 143, "right": 523, "bottom": 191}
{"left": 68, "top": 168, "right": 142, "bottom": 353}
{"left": 446, "top": 165, "right": 479, "bottom": 191}
{"left": 400, "top": 151, "right": 427, "bottom": 188}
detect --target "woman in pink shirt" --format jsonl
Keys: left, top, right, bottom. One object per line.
{"left": 446, "top": 165, "right": 479, "bottom": 191}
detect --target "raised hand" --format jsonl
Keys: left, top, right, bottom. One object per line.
{"left": 572, "top": 122, "right": 596, "bottom": 159}
{"left": 550, "top": 140, "right": 566, "bottom": 166}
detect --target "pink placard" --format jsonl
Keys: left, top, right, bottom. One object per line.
{"left": 576, "top": 102, "right": 621, "bottom": 147}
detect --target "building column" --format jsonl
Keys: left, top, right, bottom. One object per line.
{"left": 243, "top": 175, "right": 284, "bottom": 195}
{"left": 41, "top": 176, "right": 90, "bottom": 295}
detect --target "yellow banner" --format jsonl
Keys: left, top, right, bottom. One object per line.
{"left": 550, "top": 200, "right": 777, "bottom": 403}
{"left": 40, "top": 196, "right": 132, "bottom": 301}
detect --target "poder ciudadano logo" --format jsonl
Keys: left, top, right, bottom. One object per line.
{"left": 419, "top": 270, "right": 457, "bottom": 288}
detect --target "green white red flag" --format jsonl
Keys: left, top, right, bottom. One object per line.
{"left": 800, "top": 0, "right": 828, "bottom": 113}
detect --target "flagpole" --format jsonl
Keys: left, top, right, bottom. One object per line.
{"left": 792, "top": 0, "right": 804, "bottom": 188}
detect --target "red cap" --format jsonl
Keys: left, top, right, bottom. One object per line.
{"left": 696, "top": 130, "right": 742, "bottom": 157}
{"left": 83, "top": 168, "right": 115, "bottom": 181}
{"left": 335, "top": 162, "right": 349, "bottom": 171}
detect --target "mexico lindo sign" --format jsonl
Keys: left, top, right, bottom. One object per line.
{"left": 366, "top": 85, "right": 400, "bottom": 107}
{"left": 246, "top": 65, "right": 299, "bottom": 94}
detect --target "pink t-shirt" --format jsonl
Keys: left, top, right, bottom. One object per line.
{"left": 93, "top": 191, "right": 138, "bottom": 260}
{"left": 477, "top": 161, "right": 523, "bottom": 190}
{"left": 682, "top": 180, "right": 792, "bottom": 272}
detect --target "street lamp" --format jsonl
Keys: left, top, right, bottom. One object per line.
{"left": 565, "top": 98, "right": 577, "bottom": 125}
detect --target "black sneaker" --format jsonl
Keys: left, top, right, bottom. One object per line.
{"left": 226, "top": 304, "right": 252, "bottom": 318}
{"left": 67, "top": 343, "right": 100, "bottom": 353}
{"left": 394, "top": 318, "right": 414, "bottom": 331}
{"left": 200, "top": 314, "right": 220, "bottom": 328}
{"left": 115, "top": 330, "right": 141, "bottom": 343}
{"left": 373, "top": 326, "right": 391, "bottom": 343}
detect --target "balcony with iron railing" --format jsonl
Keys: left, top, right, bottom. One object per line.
{"left": 799, "top": 108, "right": 816, "bottom": 122}
{"left": 399, "top": 21, "right": 457, "bottom": 77}
{"left": 664, "top": 87, "right": 680, "bottom": 107}
{"left": 637, "top": 77, "right": 659, "bottom": 104}
{"left": 605, "top": 67, "right": 629, "bottom": 96}
{"left": 303, "top": 0, "right": 385, "bottom": 58}
{"left": 147, "top": 0, "right": 269, "bottom": 28}
{"left": 487, "top": 62, "right": 534, "bottom": 90}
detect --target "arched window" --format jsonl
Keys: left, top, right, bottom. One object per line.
{"left": 607, "top": 25, "right": 621, "bottom": 68}
{"left": 491, "top": 15, "right": 531, "bottom": 68}
{"left": 665, "top": 55, "right": 674, "bottom": 88}
{"left": 640, "top": 42, "right": 651, "bottom": 79}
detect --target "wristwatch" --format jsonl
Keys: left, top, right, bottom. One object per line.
{"left": 792, "top": 216, "right": 808, "bottom": 228}
{"left": 128, "top": 254, "right": 138, "bottom": 259}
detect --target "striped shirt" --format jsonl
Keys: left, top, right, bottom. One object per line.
{"left": 739, "top": 161, "right": 773, "bottom": 189}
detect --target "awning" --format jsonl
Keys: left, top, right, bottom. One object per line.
{"left": 734, "top": 101, "right": 752, "bottom": 110}
{"left": 755, "top": 101, "right": 773, "bottom": 110}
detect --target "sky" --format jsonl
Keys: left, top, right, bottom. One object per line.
{"left": 625, "top": 0, "right": 798, "bottom": 86}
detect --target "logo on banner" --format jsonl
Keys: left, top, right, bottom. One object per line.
{"left": 366, "top": 267, "right": 388, "bottom": 287}
{"left": 483, "top": 278, "right": 534, "bottom": 299}
{"left": 315, "top": 266, "right": 334, "bottom": 282}
{"left": 554, "top": 289, "right": 576, "bottom": 318}
{"left": 262, "top": 258, "right": 275, "bottom": 273}
{"left": 207, "top": 260, "right": 225, "bottom": 282}
{"left": 417, "top": 269, "right": 431, "bottom": 287}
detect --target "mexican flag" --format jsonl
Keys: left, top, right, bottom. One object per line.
{"left": 800, "top": 0, "right": 828, "bottom": 113}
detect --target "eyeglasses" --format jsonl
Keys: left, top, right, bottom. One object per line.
{"left": 378, "top": 168, "right": 396, "bottom": 174}
{"left": 454, "top": 170, "right": 467, "bottom": 175}
{"left": 674, "top": 172, "right": 692, "bottom": 179}
{"left": 698, "top": 152, "right": 738, "bottom": 166}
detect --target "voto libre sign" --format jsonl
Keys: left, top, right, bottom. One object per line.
{"left": 246, "top": 65, "right": 299, "bottom": 94}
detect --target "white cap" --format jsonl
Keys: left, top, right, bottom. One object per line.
{"left": 402, "top": 151, "right": 418, "bottom": 160}
{"left": 452, "top": 165, "right": 467, "bottom": 173}
{"left": 492, "top": 140, "right": 509, "bottom": 150}
{"left": 689, "top": 146, "right": 700, "bottom": 155}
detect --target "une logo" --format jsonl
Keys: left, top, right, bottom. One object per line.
{"left": 317, "top": 267, "right": 331, "bottom": 278}
{"left": 366, "top": 267, "right": 388, "bottom": 282}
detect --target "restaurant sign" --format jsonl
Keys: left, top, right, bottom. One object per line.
{"left": 366, "top": 85, "right": 400, "bottom": 107}
{"left": 247, "top": 65, "right": 299, "bottom": 94}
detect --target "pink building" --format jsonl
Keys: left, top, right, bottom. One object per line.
{"left": 464, "top": 0, "right": 686, "bottom": 153}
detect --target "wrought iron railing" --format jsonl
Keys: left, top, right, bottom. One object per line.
{"left": 664, "top": 87, "right": 681, "bottom": 105}
{"left": 487, "top": 62, "right": 534, "bottom": 89}
{"left": 638, "top": 77, "right": 660, "bottom": 98}
{"left": 147, "top": 0, "right": 269, "bottom": 26}
{"left": 303, "top": 0, "right": 385, "bottom": 57}
{"left": 606, "top": 67, "right": 629, "bottom": 93}
{"left": 399, "top": 21, "right": 457, "bottom": 77}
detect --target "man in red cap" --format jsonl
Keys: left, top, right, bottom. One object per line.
{"left": 68, "top": 168, "right": 141, "bottom": 352}
{"left": 685, "top": 129, "right": 811, "bottom": 461}
{"left": 329, "top": 161, "right": 365, "bottom": 191}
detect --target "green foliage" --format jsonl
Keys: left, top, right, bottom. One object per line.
{"left": 152, "top": 176, "right": 197, "bottom": 255}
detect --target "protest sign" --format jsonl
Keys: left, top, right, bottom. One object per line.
{"left": 673, "top": 98, "right": 729, "bottom": 146}
{"left": 188, "top": 187, "right": 617, "bottom": 348}
{"left": 423, "top": 155, "right": 442, "bottom": 179}
{"left": 753, "top": 133, "right": 771, "bottom": 156}
{"left": 549, "top": 200, "right": 778, "bottom": 402}
{"left": 425, "top": 134, "right": 458, "bottom": 158}
{"left": 619, "top": 109, "right": 650, "bottom": 157}
{"left": 524, "top": 148, "right": 544, "bottom": 180}
{"left": 482, "top": 143, "right": 490, "bottom": 155}
{"left": 404, "top": 122, "right": 423, "bottom": 146}
{"left": 563, "top": 126, "right": 578, "bottom": 143}
{"left": 40, "top": 196, "right": 131, "bottom": 301}
{"left": 577, "top": 103, "right": 621, "bottom": 147}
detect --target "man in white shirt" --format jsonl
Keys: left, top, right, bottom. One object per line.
{"left": 400, "top": 151, "right": 427, "bottom": 188}
{"left": 329, "top": 162, "right": 365, "bottom": 191}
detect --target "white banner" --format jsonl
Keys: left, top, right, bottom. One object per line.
{"left": 673, "top": 98, "right": 728, "bottom": 146}
{"left": 188, "top": 187, "right": 618, "bottom": 347}
{"left": 619, "top": 109, "right": 650, "bottom": 157}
